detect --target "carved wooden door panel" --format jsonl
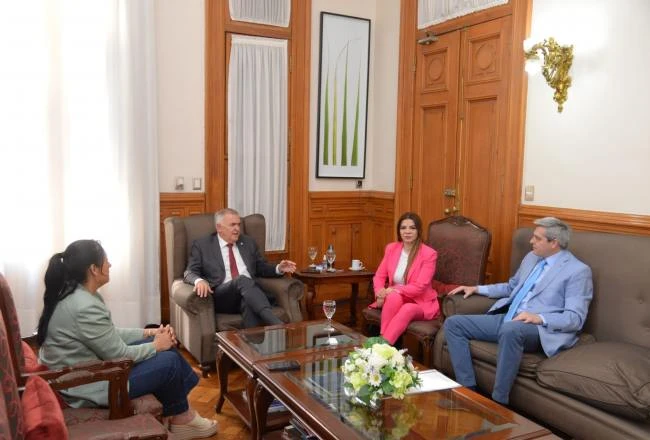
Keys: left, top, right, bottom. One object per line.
{"left": 456, "top": 16, "right": 512, "bottom": 281}
{"left": 411, "top": 30, "right": 460, "bottom": 226}
{"left": 411, "top": 16, "right": 512, "bottom": 282}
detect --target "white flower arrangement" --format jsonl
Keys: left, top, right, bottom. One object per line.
{"left": 341, "top": 337, "right": 422, "bottom": 408}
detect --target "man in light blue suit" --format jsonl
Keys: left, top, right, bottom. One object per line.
{"left": 444, "top": 217, "right": 593, "bottom": 404}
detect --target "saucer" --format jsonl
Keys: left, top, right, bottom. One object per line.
{"left": 348, "top": 266, "right": 366, "bottom": 272}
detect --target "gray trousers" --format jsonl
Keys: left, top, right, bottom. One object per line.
{"left": 213, "top": 276, "right": 283, "bottom": 328}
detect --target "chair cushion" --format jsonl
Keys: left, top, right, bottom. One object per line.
{"left": 22, "top": 341, "right": 48, "bottom": 373}
{"left": 536, "top": 342, "right": 650, "bottom": 421}
{"left": 361, "top": 307, "right": 381, "bottom": 325}
{"left": 405, "top": 317, "right": 443, "bottom": 340}
{"left": 21, "top": 376, "right": 68, "bottom": 440}
{"left": 469, "top": 340, "right": 546, "bottom": 379}
{"left": 430, "top": 279, "right": 459, "bottom": 296}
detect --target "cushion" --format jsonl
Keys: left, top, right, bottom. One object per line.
{"left": 430, "top": 279, "right": 459, "bottom": 296}
{"left": 537, "top": 342, "right": 650, "bottom": 421}
{"left": 21, "top": 342, "right": 47, "bottom": 373}
{"left": 21, "top": 375, "right": 68, "bottom": 440}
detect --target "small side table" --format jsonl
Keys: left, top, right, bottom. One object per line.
{"left": 293, "top": 269, "right": 374, "bottom": 327}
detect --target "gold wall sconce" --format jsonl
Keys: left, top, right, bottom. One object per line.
{"left": 525, "top": 37, "right": 574, "bottom": 112}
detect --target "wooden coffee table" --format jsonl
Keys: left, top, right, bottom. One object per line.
{"left": 253, "top": 350, "right": 556, "bottom": 440}
{"left": 293, "top": 269, "right": 374, "bottom": 326}
{"left": 214, "top": 320, "right": 364, "bottom": 439}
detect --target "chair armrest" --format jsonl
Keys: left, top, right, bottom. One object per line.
{"left": 442, "top": 294, "right": 496, "bottom": 317}
{"left": 42, "top": 359, "right": 134, "bottom": 420}
{"left": 256, "top": 277, "right": 304, "bottom": 322}
{"left": 170, "top": 279, "right": 214, "bottom": 315}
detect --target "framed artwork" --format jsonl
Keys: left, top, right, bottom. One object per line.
{"left": 316, "top": 12, "right": 371, "bottom": 178}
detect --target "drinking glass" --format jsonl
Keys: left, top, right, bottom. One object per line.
{"left": 307, "top": 246, "right": 318, "bottom": 267}
{"left": 322, "top": 300, "right": 336, "bottom": 332}
{"left": 326, "top": 248, "right": 336, "bottom": 272}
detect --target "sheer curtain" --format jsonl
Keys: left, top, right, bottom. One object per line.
{"left": 227, "top": 35, "right": 288, "bottom": 251}
{"left": 229, "top": 0, "right": 290, "bottom": 27}
{"left": 418, "top": 0, "right": 508, "bottom": 28}
{"left": 0, "top": 0, "right": 159, "bottom": 336}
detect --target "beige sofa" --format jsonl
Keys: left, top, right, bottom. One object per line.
{"left": 434, "top": 228, "right": 650, "bottom": 440}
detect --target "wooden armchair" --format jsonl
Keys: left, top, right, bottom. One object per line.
{"left": 164, "top": 212, "right": 304, "bottom": 375}
{"left": 0, "top": 273, "right": 163, "bottom": 425}
{"left": 362, "top": 216, "right": 491, "bottom": 366}
{"left": 0, "top": 306, "right": 167, "bottom": 439}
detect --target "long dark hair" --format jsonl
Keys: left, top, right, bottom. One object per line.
{"left": 396, "top": 212, "right": 423, "bottom": 281}
{"left": 36, "top": 240, "right": 106, "bottom": 345}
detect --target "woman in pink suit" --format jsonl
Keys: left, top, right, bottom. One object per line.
{"left": 370, "top": 212, "right": 440, "bottom": 344}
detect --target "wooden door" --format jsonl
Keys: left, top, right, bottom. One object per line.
{"left": 411, "top": 30, "right": 460, "bottom": 224}
{"left": 411, "top": 16, "right": 513, "bottom": 282}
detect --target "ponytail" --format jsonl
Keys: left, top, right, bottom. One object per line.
{"left": 36, "top": 240, "right": 105, "bottom": 345}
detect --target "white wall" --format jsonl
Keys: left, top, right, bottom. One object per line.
{"left": 155, "top": 0, "right": 205, "bottom": 193}
{"left": 155, "top": 0, "right": 399, "bottom": 194}
{"left": 523, "top": 0, "right": 650, "bottom": 215}
{"left": 309, "top": 0, "right": 400, "bottom": 192}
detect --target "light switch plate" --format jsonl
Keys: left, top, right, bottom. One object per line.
{"left": 192, "top": 177, "right": 202, "bottom": 190}
{"left": 174, "top": 176, "right": 184, "bottom": 191}
{"left": 524, "top": 185, "right": 535, "bottom": 201}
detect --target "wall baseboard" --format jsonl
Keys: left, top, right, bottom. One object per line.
{"left": 518, "top": 205, "right": 650, "bottom": 236}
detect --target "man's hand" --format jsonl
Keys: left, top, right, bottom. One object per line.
{"left": 278, "top": 260, "right": 297, "bottom": 274}
{"left": 194, "top": 280, "right": 213, "bottom": 298}
{"left": 513, "top": 311, "right": 543, "bottom": 324}
{"left": 447, "top": 285, "right": 478, "bottom": 298}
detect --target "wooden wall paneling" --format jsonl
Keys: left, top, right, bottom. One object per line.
{"left": 518, "top": 205, "right": 650, "bottom": 236}
{"left": 159, "top": 193, "right": 206, "bottom": 324}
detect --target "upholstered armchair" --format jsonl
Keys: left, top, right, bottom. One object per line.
{"left": 362, "top": 216, "right": 491, "bottom": 366}
{"left": 164, "top": 213, "right": 304, "bottom": 375}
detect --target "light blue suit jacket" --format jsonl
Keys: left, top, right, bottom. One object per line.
{"left": 483, "top": 250, "right": 593, "bottom": 357}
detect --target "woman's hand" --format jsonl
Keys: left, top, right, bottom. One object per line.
{"left": 153, "top": 330, "right": 174, "bottom": 352}
{"left": 146, "top": 324, "right": 177, "bottom": 346}
{"left": 375, "top": 287, "right": 396, "bottom": 308}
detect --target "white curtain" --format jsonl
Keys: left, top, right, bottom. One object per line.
{"left": 418, "top": 0, "right": 508, "bottom": 28}
{"left": 227, "top": 35, "right": 288, "bottom": 251}
{"left": 0, "top": 0, "right": 159, "bottom": 336}
{"left": 229, "top": 0, "right": 290, "bottom": 27}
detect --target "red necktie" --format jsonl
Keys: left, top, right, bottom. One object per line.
{"left": 227, "top": 243, "right": 239, "bottom": 278}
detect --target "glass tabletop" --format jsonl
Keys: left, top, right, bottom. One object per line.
{"left": 238, "top": 321, "right": 360, "bottom": 356}
{"left": 284, "top": 357, "right": 521, "bottom": 439}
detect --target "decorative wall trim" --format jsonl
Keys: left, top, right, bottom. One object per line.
{"left": 518, "top": 205, "right": 650, "bottom": 236}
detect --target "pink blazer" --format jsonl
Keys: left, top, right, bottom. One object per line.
{"left": 370, "top": 242, "right": 440, "bottom": 320}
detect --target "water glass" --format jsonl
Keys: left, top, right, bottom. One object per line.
{"left": 322, "top": 299, "right": 336, "bottom": 331}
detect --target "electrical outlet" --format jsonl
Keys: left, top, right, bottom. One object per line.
{"left": 356, "top": 180, "right": 363, "bottom": 189}
{"left": 192, "top": 177, "right": 202, "bottom": 190}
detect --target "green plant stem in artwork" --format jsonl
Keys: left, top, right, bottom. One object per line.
{"left": 332, "top": 71, "right": 338, "bottom": 166}
{"left": 323, "top": 71, "right": 330, "bottom": 165}
{"left": 341, "top": 47, "right": 349, "bottom": 166}
{"left": 351, "top": 67, "right": 360, "bottom": 166}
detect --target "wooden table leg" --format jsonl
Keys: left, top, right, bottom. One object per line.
{"left": 253, "top": 380, "right": 274, "bottom": 440}
{"left": 305, "top": 281, "right": 315, "bottom": 320}
{"left": 215, "top": 348, "right": 232, "bottom": 413}
{"left": 246, "top": 376, "right": 258, "bottom": 440}
{"left": 350, "top": 282, "right": 359, "bottom": 327}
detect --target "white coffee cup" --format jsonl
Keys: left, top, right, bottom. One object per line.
{"left": 351, "top": 259, "right": 363, "bottom": 270}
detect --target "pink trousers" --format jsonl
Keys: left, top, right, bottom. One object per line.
{"left": 380, "top": 293, "right": 424, "bottom": 344}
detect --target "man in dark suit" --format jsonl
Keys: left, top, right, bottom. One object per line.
{"left": 444, "top": 217, "right": 593, "bottom": 405}
{"left": 184, "top": 208, "right": 297, "bottom": 328}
